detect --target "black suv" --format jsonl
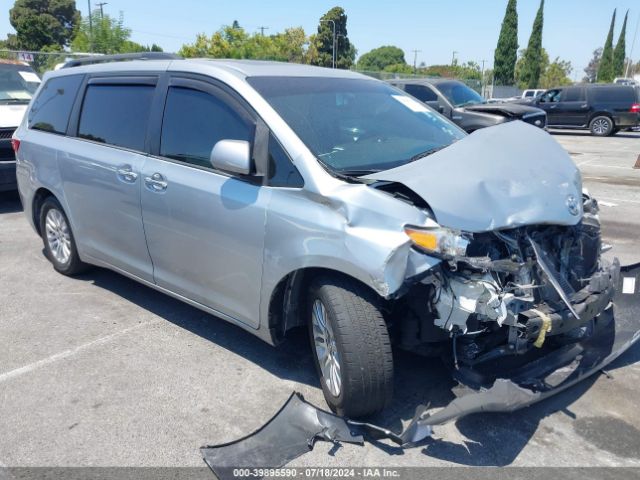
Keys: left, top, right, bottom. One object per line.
{"left": 389, "top": 78, "right": 547, "bottom": 133}
{"left": 521, "top": 84, "right": 640, "bottom": 136}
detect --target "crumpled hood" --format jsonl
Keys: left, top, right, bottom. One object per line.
{"left": 463, "top": 102, "right": 544, "bottom": 118}
{"left": 365, "top": 121, "right": 582, "bottom": 232}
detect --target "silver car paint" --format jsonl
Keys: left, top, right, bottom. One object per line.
{"left": 15, "top": 59, "right": 579, "bottom": 344}
{"left": 366, "top": 120, "right": 582, "bottom": 232}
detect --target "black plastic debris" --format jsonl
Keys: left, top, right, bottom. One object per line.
{"left": 201, "top": 392, "right": 363, "bottom": 480}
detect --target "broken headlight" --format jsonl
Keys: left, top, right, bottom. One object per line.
{"left": 404, "top": 224, "right": 469, "bottom": 258}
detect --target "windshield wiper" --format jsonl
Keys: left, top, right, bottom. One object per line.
{"left": 409, "top": 145, "right": 447, "bottom": 162}
{"left": 335, "top": 168, "right": 381, "bottom": 177}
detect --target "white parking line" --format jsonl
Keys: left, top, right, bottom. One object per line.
{"left": 597, "top": 197, "right": 640, "bottom": 205}
{"left": 599, "top": 201, "right": 618, "bottom": 207}
{"left": 0, "top": 321, "right": 158, "bottom": 384}
{"left": 584, "top": 164, "right": 639, "bottom": 170}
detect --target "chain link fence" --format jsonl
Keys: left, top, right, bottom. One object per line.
{"left": 0, "top": 49, "right": 97, "bottom": 76}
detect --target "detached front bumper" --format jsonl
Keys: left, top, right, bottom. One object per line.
{"left": 395, "top": 262, "right": 640, "bottom": 444}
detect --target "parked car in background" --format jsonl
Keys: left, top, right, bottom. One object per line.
{"left": 519, "top": 89, "right": 546, "bottom": 102}
{"left": 516, "top": 84, "right": 640, "bottom": 136}
{"left": 14, "top": 55, "right": 637, "bottom": 425}
{"left": 0, "top": 59, "right": 40, "bottom": 192}
{"left": 389, "top": 78, "right": 547, "bottom": 132}
{"left": 614, "top": 77, "right": 638, "bottom": 86}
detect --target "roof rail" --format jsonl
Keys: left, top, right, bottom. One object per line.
{"left": 61, "top": 52, "right": 182, "bottom": 69}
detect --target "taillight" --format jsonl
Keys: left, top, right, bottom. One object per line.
{"left": 11, "top": 138, "right": 20, "bottom": 153}
{"left": 631, "top": 103, "right": 640, "bottom": 113}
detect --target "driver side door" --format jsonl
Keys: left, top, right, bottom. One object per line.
{"left": 536, "top": 89, "right": 563, "bottom": 125}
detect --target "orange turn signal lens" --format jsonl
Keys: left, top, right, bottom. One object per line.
{"left": 404, "top": 227, "right": 439, "bottom": 251}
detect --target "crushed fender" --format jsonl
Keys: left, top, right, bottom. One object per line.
{"left": 202, "top": 264, "right": 640, "bottom": 476}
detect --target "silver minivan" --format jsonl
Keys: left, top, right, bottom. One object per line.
{"left": 14, "top": 55, "right": 638, "bottom": 423}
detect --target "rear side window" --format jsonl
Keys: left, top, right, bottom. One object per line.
{"left": 160, "top": 86, "right": 252, "bottom": 169}
{"left": 561, "top": 87, "right": 585, "bottom": 102}
{"left": 404, "top": 84, "right": 438, "bottom": 102}
{"left": 591, "top": 87, "right": 634, "bottom": 103}
{"left": 78, "top": 84, "right": 154, "bottom": 151}
{"left": 28, "top": 74, "right": 83, "bottom": 134}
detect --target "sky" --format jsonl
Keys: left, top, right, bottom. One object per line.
{"left": 1, "top": 0, "right": 639, "bottom": 77}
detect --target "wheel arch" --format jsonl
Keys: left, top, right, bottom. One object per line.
{"left": 32, "top": 187, "right": 57, "bottom": 237}
{"left": 267, "top": 266, "right": 385, "bottom": 344}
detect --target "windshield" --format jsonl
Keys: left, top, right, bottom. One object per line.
{"left": 0, "top": 63, "right": 41, "bottom": 104}
{"left": 435, "top": 80, "right": 485, "bottom": 107}
{"left": 248, "top": 76, "right": 465, "bottom": 175}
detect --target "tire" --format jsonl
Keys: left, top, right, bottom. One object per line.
{"left": 39, "top": 196, "right": 88, "bottom": 276}
{"left": 589, "top": 115, "right": 614, "bottom": 136}
{"left": 308, "top": 275, "right": 393, "bottom": 417}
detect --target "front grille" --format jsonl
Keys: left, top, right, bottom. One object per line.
{"left": 0, "top": 128, "right": 16, "bottom": 140}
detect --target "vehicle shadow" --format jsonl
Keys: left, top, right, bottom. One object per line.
{"left": 549, "top": 129, "right": 640, "bottom": 139}
{"left": 75, "top": 266, "right": 635, "bottom": 467}
{"left": 0, "top": 190, "right": 22, "bottom": 213}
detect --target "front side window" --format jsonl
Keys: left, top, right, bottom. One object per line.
{"left": 434, "top": 81, "right": 484, "bottom": 107}
{"left": 404, "top": 84, "right": 438, "bottom": 102}
{"left": 28, "top": 74, "right": 82, "bottom": 134}
{"left": 160, "top": 86, "right": 252, "bottom": 169}
{"left": 78, "top": 84, "right": 154, "bottom": 150}
{"left": 248, "top": 76, "right": 465, "bottom": 175}
{"left": 540, "top": 89, "right": 561, "bottom": 103}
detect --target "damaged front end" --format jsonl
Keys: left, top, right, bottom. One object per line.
{"left": 387, "top": 193, "right": 640, "bottom": 443}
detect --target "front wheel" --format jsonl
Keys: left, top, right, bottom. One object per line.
{"left": 308, "top": 275, "right": 393, "bottom": 418}
{"left": 589, "top": 116, "right": 614, "bottom": 136}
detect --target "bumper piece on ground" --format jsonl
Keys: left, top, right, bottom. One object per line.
{"left": 201, "top": 264, "right": 640, "bottom": 474}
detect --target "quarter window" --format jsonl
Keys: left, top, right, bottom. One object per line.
{"left": 28, "top": 74, "right": 83, "bottom": 134}
{"left": 160, "top": 86, "right": 252, "bottom": 169}
{"left": 78, "top": 84, "right": 154, "bottom": 151}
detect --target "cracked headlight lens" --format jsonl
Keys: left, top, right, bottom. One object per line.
{"left": 404, "top": 225, "right": 469, "bottom": 258}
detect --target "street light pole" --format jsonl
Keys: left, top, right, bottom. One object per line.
{"left": 96, "top": 2, "right": 107, "bottom": 19}
{"left": 321, "top": 19, "right": 336, "bottom": 68}
{"left": 626, "top": 12, "right": 640, "bottom": 78}
{"left": 411, "top": 49, "right": 421, "bottom": 74}
{"left": 87, "top": 0, "right": 93, "bottom": 53}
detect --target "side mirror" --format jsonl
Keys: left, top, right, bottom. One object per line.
{"left": 210, "top": 139, "right": 252, "bottom": 175}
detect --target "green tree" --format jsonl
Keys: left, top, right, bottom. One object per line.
{"left": 597, "top": 9, "right": 616, "bottom": 82}
{"left": 71, "top": 11, "right": 147, "bottom": 54}
{"left": 9, "top": 0, "right": 80, "bottom": 50}
{"left": 310, "top": 7, "right": 356, "bottom": 69}
{"left": 539, "top": 57, "right": 572, "bottom": 88}
{"left": 519, "top": 0, "right": 545, "bottom": 88}
{"left": 357, "top": 46, "right": 406, "bottom": 71}
{"left": 583, "top": 48, "right": 602, "bottom": 83}
{"left": 493, "top": 0, "right": 518, "bottom": 85}
{"left": 613, "top": 10, "right": 628, "bottom": 77}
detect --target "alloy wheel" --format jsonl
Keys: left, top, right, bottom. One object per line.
{"left": 312, "top": 299, "right": 342, "bottom": 397}
{"left": 45, "top": 208, "right": 72, "bottom": 265}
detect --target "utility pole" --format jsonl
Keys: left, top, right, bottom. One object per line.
{"left": 451, "top": 51, "right": 458, "bottom": 66}
{"left": 626, "top": 12, "right": 640, "bottom": 78}
{"left": 481, "top": 59, "right": 486, "bottom": 96}
{"left": 321, "top": 19, "right": 336, "bottom": 68}
{"left": 258, "top": 26, "right": 269, "bottom": 36}
{"left": 87, "top": 0, "right": 93, "bottom": 53}
{"left": 411, "top": 49, "right": 421, "bottom": 74}
{"left": 96, "top": 2, "right": 107, "bottom": 19}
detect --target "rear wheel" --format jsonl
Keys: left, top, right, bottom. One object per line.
{"left": 589, "top": 116, "right": 614, "bottom": 136}
{"left": 308, "top": 275, "right": 393, "bottom": 417}
{"left": 39, "top": 197, "right": 88, "bottom": 275}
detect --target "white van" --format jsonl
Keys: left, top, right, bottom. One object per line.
{"left": 0, "top": 59, "right": 40, "bottom": 191}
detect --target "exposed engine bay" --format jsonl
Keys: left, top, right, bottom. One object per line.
{"left": 393, "top": 194, "right": 620, "bottom": 386}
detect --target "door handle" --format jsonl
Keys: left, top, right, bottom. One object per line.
{"left": 144, "top": 172, "right": 168, "bottom": 192}
{"left": 116, "top": 165, "right": 138, "bottom": 183}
